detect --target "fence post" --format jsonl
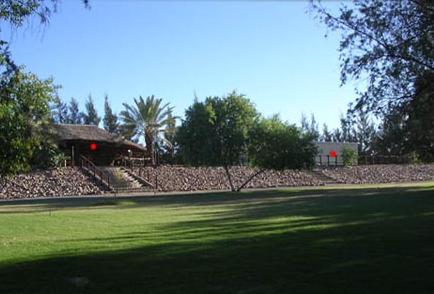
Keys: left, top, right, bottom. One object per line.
{"left": 327, "top": 155, "right": 330, "bottom": 166}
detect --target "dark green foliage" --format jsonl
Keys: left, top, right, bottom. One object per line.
{"left": 313, "top": 0, "right": 434, "bottom": 114}
{"left": 51, "top": 96, "right": 68, "bottom": 124}
{"left": 354, "top": 109, "right": 376, "bottom": 155}
{"left": 66, "top": 98, "right": 82, "bottom": 124}
{"left": 83, "top": 94, "right": 100, "bottom": 126}
{"left": 176, "top": 100, "right": 215, "bottom": 165}
{"left": 0, "top": 70, "right": 57, "bottom": 175}
{"left": 177, "top": 91, "right": 257, "bottom": 167}
{"left": 31, "top": 140, "right": 65, "bottom": 169}
{"left": 407, "top": 72, "right": 434, "bottom": 162}
{"left": 300, "top": 113, "right": 320, "bottom": 141}
{"left": 314, "top": 0, "right": 434, "bottom": 161}
{"left": 373, "top": 108, "right": 407, "bottom": 156}
{"left": 342, "top": 146, "right": 357, "bottom": 166}
{"left": 321, "top": 123, "right": 333, "bottom": 142}
{"left": 249, "top": 115, "right": 317, "bottom": 170}
{"left": 103, "top": 94, "right": 119, "bottom": 133}
{"left": 177, "top": 91, "right": 257, "bottom": 190}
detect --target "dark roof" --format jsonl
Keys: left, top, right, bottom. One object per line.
{"left": 52, "top": 124, "right": 146, "bottom": 151}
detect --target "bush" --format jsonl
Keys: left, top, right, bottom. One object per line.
{"left": 248, "top": 116, "right": 318, "bottom": 170}
{"left": 342, "top": 147, "right": 357, "bottom": 166}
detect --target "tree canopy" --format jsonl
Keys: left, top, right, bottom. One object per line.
{"left": 103, "top": 94, "right": 119, "bottom": 134}
{"left": 120, "top": 95, "right": 174, "bottom": 165}
{"left": 83, "top": 95, "right": 101, "bottom": 126}
{"left": 313, "top": 0, "right": 434, "bottom": 161}
{"left": 177, "top": 91, "right": 258, "bottom": 190}
{"left": 66, "top": 98, "right": 82, "bottom": 124}
{"left": 249, "top": 115, "right": 317, "bottom": 171}
{"left": 313, "top": 0, "right": 434, "bottom": 114}
{"left": 0, "top": 70, "right": 58, "bottom": 175}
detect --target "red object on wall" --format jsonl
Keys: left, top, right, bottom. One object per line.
{"left": 329, "top": 150, "right": 337, "bottom": 158}
{"left": 89, "top": 143, "right": 97, "bottom": 151}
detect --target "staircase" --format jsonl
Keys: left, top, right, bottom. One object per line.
{"left": 100, "top": 166, "right": 150, "bottom": 193}
{"left": 310, "top": 168, "right": 339, "bottom": 185}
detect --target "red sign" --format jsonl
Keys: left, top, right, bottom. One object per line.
{"left": 89, "top": 143, "right": 97, "bottom": 151}
{"left": 329, "top": 150, "right": 337, "bottom": 158}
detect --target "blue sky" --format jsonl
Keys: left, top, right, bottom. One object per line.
{"left": 4, "top": 0, "right": 355, "bottom": 129}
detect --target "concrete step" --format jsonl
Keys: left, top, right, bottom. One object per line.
{"left": 99, "top": 166, "right": 148, "bottom": 192}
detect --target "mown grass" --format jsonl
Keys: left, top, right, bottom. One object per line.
{"left": 1, "top": 182, "right": 434, "bottom": 293}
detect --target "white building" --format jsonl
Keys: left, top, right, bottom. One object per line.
{"left": 315, "top": 142, "right": 358, "bottom": 166}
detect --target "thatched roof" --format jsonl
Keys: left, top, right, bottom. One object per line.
{"left": 52, "top": 124, "right": 146, "bottom": 151}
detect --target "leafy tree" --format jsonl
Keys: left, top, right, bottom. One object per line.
{"left": 321, "top": 123, "right": 333, "bottom": 142}
{"left": 0, "top": 70, "right": 57, "bottom": 175}
{"left": 51, "top": 97, "right": 68, "bottom": 124}
{"left": 249, "top": 115, "right": 317, "bottom": 170}
{"left": 313, "top": 0, "right": 434, "bottom": 114}
{"left": 177, "top": 91, "right": 258, "bottom": 191}
{"left": 176, "top": 100, "right": 215, "bottom": 166}
{"left": 66, "top": 98, "right": 82, "bottom": 124}
{"left": 300, "top": 113, "right": 320, "bottom": 140}
{"left": 373, "top": 108, "right": 407, "bottom": 156}
{"left": 339, "top": 113, "right": 356, "bottom": 142}
{"left": 120, "top": 95, "right": 174, "bottom": 165}
{"left": 406, "top": 72, "right": 434, "bottom": 161}
{"left": 342, "top": 147, "right": 357, "bottom": 166}
{"left": 332, "top": 127, "right": 343, "bottom": 143}
{"left": 352, "top": 108, "right": 377, "bottom": 155}
{"left": 83, "top": 94, "right": 100, "bottom": 126}
{"left": 313, "top": 0, "right": 434, "bottom": 161}
{"left": 241, "top": 115, "right": 318, "bottom": 191}
{"left": 103, "top": 94, "right": 119, "bottom": 133}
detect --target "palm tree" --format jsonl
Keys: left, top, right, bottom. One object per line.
{"left": 120, "top": 95, "right": 175, "bottom": 165}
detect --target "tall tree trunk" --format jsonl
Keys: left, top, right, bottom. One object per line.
{"left": 145, "top": 132, "right": 155, "bottom": 166}
{"left": 223, "top": 165, "right": 236, "bottom": 192}
{"left": 236, "top": 168, "right": 266, "bottom": 192}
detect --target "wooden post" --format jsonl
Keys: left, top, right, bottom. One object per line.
{"left": 71, "top": 145, "right": 75, "bottom": 167}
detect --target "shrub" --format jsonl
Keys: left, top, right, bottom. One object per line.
{"left": 342, "top": 147, "right": 357, "bottom": 166}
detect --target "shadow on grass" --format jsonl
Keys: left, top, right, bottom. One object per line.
{"left": 0, "top": 182, "right": 433, "bottom": 213}
{"left": 1, "top": 186, "right": 434, "bottom": 293}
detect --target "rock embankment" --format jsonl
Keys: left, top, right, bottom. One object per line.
{"left": 0, "top": 167, "right": 107, "bottom": 200}
{"left": 1, "top": 164, "right": 433, "bottom": 199}
{"left": 320, "top": 164, "right": 434, "bottom": 184}
{"left": 133, "top": 165, "right": 323, "bottom": 192}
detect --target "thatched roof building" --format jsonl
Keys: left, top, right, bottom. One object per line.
{"left": 52, "top": 124, "right": 146, "bottom": 166}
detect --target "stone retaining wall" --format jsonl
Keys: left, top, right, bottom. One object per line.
{"left": 320, "top": 164, "right": 434, "bottom": 184}
{"left": 1, "top": 164, "right": 433, "bottom": 199}
{"left": 0, "top": 167, "right": 107, "bottom": 200}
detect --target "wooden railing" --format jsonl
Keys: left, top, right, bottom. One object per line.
{"left": 116, "top": 156, "right": 153, "bottom": 168}
{"left": 79, "top": 155, "right": 112, "bottom": 191}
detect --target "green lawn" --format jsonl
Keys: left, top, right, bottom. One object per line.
{"left": 1, "top": 182, "right": 434, "bottom": 293}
